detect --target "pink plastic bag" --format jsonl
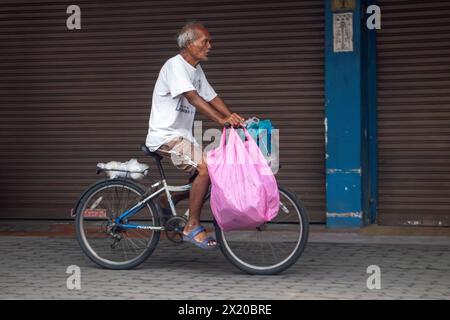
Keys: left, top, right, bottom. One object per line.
{"left": 206, "top": 127, "right": 279, "bottom": 232}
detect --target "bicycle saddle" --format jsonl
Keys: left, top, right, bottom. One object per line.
{"left": 140, "top": 144, "right": 162, "bottom": 160}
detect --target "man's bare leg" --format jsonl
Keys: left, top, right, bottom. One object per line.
{"left": 183, "top": 162, "right": 215, "bottom": 246}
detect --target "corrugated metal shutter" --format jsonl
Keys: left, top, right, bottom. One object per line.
{"left": 0, "top": 0, "right": 325, "bottom": 221}
{"left": 377, "top": 0, "right": 450, "bottom": 226}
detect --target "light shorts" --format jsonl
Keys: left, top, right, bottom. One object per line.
{"left": 155, "top": 136, "right": 204, "bottom": 175}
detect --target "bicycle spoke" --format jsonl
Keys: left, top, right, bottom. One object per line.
{"left": 126, "top": 230, "right": 148, "bottom": 247}
{"left": 124, "top": 235, "right": 141, "bottom": 255}
{"left": 120, "top": 188, "right": 132, "bottom": 218}
{"left": 258, "top": 233, "right": 266, "bottom": 264}
{"left": 267, "top": 241, "right": 279, "bottom": 263}
{"left": 120, "top": 238, "right": 129, "bottom": 261}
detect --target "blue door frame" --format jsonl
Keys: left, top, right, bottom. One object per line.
{"left": 324, "top": 0, "right": 378, "bottom": 228}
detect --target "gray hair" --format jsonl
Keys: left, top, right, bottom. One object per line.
{"left": 177, "top": 21, "right": 205, "bottom": 49}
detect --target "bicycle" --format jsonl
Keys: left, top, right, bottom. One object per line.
{"left": 74, "top": 125, "right": 309, "bottom": 275}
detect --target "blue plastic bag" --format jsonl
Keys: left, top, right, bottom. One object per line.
{"left": 240, "top": 117, "right": 279, "bottom": 174}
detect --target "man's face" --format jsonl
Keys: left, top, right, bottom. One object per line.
{"left": 186, "top": 27, "right": 212, "bottom": 61}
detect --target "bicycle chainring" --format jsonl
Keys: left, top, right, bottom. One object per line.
{"left": 164, "top": 216, "right": 187, "bottom": 244}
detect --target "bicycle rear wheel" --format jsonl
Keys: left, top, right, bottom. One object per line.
{"left": 211, "top": 185, "right": 309, "bottom": 275}
{"left": 75, "top": 179, "right": 160, "bottom": 270}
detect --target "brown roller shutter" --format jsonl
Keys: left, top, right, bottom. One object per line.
{"left": 377, "top": 0, "right": 450, "bottom": 226}
{"left": 0, "top": 0, "right": 325, "bottom": 222}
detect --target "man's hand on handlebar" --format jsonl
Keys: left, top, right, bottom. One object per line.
{"left": 221, "top": 113, "right": 245, "bottom": 128}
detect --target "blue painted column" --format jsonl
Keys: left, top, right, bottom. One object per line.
{"left": 324, "top": 0, "right": 377, "bottom": 228}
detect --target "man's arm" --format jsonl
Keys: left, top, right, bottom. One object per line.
{"left": 208, "top": 95, "right": 246, "bottom": 127}
{"left": 184, "top": 91, "right": 245, "bottom": 127}
{"left": 184, "top": 90, "right": 227, "bottom": 125}
{"left": 209, "top": 96, "right": 232, "bottom": 118}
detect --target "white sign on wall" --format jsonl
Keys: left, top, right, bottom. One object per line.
{"left": 333, "top": 12, "right": 353, "bottom": 52}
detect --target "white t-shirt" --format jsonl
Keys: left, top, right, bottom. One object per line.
{"left": 145, "top": 54, "right": 217, "bottom": 151}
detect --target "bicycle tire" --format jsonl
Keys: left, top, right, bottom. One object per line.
{"left": 75, "top": 178, "right": 160, "bottom": 270}
{"left": 210, "top": 184, "right": 309, "bottom": 275}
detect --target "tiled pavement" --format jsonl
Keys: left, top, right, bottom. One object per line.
{"left": 0, "top": 233, "right": 449, "bottom": 300}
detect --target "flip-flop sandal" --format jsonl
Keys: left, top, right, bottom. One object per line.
{"left": 183, "top": 225, "right": 217, "bottom": 250}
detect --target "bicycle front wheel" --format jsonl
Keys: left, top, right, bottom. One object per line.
{"left": 75, "top": 179, "right": 160, "bottom": 270}
{"left": 213, "top": 185, "right": 309, "bottom": 275}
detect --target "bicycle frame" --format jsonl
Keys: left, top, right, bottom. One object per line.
{"left": 114, "top": 179, "right": 192, "bottom": 230}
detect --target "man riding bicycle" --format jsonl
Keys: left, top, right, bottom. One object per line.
{"left": 145, "top": 21, "right": 245, "bottom": 249}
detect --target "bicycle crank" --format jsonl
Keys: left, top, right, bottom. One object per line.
{"left": 164, "top": 216, "right": 187, "bottom": 244}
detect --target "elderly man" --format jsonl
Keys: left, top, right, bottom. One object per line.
{"left": 145, "top": 22, "right": 245, "bottom": 249}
